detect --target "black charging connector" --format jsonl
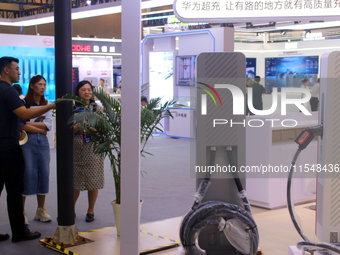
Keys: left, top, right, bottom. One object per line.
{"left": 294, "top": 125, "right": 323, "bottom": 150}
{"left": 287, "top": 124, "right": 340, "bottom": 255}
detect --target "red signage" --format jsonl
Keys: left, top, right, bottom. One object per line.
{"left": 43, "top": 38, "right": 53, "bottom": 46}
{"left": 72, "top": 44, "right": 91, "bottom": 52}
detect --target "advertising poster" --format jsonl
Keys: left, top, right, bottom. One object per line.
{"left": 149, "top": 51, "right": 174, "bottom": 106}
{"left": 0, "top": 45, "right": 55, "bottom": 101}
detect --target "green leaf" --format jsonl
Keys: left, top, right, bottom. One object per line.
{"left": 58, "top": 91, "right": 178, "bottom": 204}
{"left": 55, "top": 94, "right": 87, "bottom": 106}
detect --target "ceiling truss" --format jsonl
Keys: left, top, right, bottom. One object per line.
{"left": 0, "top": 0, "right": 116, "bottom": 19}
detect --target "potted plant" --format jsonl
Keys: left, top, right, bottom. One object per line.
{"left": 58, "top": 89, "right": 177, "bottom": 235}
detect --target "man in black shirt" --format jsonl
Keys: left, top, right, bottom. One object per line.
{"left": 0, "top": 56, "right": 55, "bottom": 242}
{"left": 249, "top": 76, "right": 266, "bottom": 115}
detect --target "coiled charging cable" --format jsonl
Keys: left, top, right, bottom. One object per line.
{"left": 288, "top": 125, "right": 340, "bottom": 254}
{"left": 180, "top": 146, "right": 259, "bottom": 255}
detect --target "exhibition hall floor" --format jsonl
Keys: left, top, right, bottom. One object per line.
{"left": 40, "top": 202, "right": 318, "bottom": 255}
{"left": 0, "top": 135, "right": 317, "bottom": 255}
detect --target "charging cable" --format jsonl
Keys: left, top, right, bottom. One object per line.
{"left": 180, "top": 146, "right": 259, "bottom": 255}
{"left": 288, "top": 125, "right": 340, "bottom": 254}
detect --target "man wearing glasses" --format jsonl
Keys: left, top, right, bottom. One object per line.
{"left": 0, "top": 57, "right": 55, "bottom": 242}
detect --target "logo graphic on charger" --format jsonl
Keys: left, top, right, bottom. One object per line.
{"left": 197, "top": 82, "right": 223, "bottom": 116}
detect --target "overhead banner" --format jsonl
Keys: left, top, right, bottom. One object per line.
{"left": 173, "top": 0, "right": 340, "bottom": 23}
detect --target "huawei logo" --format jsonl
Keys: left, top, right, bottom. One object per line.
{"left": 43, "top": 38, "right": 53, "bottom": 46}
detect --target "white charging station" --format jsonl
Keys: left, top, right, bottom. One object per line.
{"left": 317, "top": 51, "right": 340, "bottom": 243}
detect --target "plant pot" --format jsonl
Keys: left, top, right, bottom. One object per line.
{"left": 111, "top": 199, "right": 143, "bottom": 236}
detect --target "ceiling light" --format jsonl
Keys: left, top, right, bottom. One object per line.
{"left": 141, "top": 15, "right": 174, "bottom": 21}
{"left": 142, "top": 9, "right": 173, "bottom": 16}
{"left": 72, "top": 37, "right": 122, "bottom": 42}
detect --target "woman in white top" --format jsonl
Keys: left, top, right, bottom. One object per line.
{"left": 19, "top": 75, "right": 52, "bottom": 225}
{"left": 300, "top": 78, "right": 311, "bottom": 112}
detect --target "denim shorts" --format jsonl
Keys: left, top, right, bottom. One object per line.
{"left": 21, "top": 133, "right": 50, "bottom": 195}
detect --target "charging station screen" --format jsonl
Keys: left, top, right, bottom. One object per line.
{"left": 0, "top": 46, "right": 55, "bottom": 101}
{"left": 176, "top": 55, "right": 196, "bottom": 86}
{"left": 149, "top": 51, "right": 173, "bottom": 106}
{"left": 265, "top": 56, "right": 319, "bottom": 93}
{"left": 246, "top": 58, "right": 256, "bottom": 79}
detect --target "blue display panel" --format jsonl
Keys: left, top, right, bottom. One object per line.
{"left": 0, "top": 46, "right": 55, "bottom": 101}
{"left": 246, "top": 58, "right": 256, "bottom": 78}
{"left": 265, "top": 56, "right": 319, "bottom": 93}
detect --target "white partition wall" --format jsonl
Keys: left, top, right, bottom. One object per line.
{"left": 142, "top": 27, "right": 235, "bottom": 138}
{"left": 142, "top": 27, "right": 235, "bottom": 100}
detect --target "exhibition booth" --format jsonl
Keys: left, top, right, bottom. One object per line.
{"left": 141, "top": 26, "right": 340, "bottom": 212}
{"left": 0, "top": 33, "right": 122, "bottom": 101}
{"left": 1, "top": 19, "right": 339, "bottom": 254}
{"left": 142, "top": 27, "right": 339, "bottom": 140}
{"left": 71, "top": 37, "right": 122, "bottom": 91}
{"left": 0, "top": 33, "right": 122, "bottom": 148}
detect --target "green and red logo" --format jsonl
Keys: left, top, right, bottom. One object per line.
{"left": 197, "top": 82, "right": 223, "bottom": 115}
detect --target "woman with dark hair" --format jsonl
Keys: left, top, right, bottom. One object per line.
{"left": 301, "top": 78, "right": 309, "bottom": 89}
{"left": 19, "top": 75, "right": 52, "bottom": 225}
{"left": 73, "top": 80, "right": 104, "bottom": 222}
{"left": 12, "top": 84, "right": 24, "bottom": 100}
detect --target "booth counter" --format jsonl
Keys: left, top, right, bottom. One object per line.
{"left": 165, "top": 107, "right": 195, "bottom": 139}
{"left": 246, "top": 112, "right": 318, "bottom": 209}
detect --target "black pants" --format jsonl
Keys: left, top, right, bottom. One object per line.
{"left": 310, "top": 97, "right": 319, "bottom": 112}
{"left": 249, "top": 103, "right": 263, "bottom": 115}
{"left": 0, "top": 146, "right": 26, "bottom": 236}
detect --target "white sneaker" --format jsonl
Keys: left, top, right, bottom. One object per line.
{"left": 23, "top": 211, "right": 29, "bottom": 226}
{"left": 34, "top": 208, "right": 52, "bottom": 223}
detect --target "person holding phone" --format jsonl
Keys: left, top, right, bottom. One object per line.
{"left": 73, "top": 80, "right": 104, "bottom": 223}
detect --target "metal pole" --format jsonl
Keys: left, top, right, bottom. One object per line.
{"left": 19, "top": 1, "right": 24, "bottom": 34}
{"left": 54, "top": 0, "right": 77, "bottom": 243}
{"left": 121, "top": 0, "right": 141, "bottom": 253}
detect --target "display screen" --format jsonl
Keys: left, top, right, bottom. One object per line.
{"left": 149, "top": 51, "right": 173, "bottom": 105}
{"left": 72, "top": 67, "right": 79, "bottom": 94}
{"left": 176, "top": 55, "right": 196, "bottom": 86}
{"left": 0, "top": 46, "right": 55, "bottom": 101}
{"left": 246, "top": 58, "right": 256, "bottom": 79}
{"left": 265, "top": 56, "right": 319, "bottom": 93}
